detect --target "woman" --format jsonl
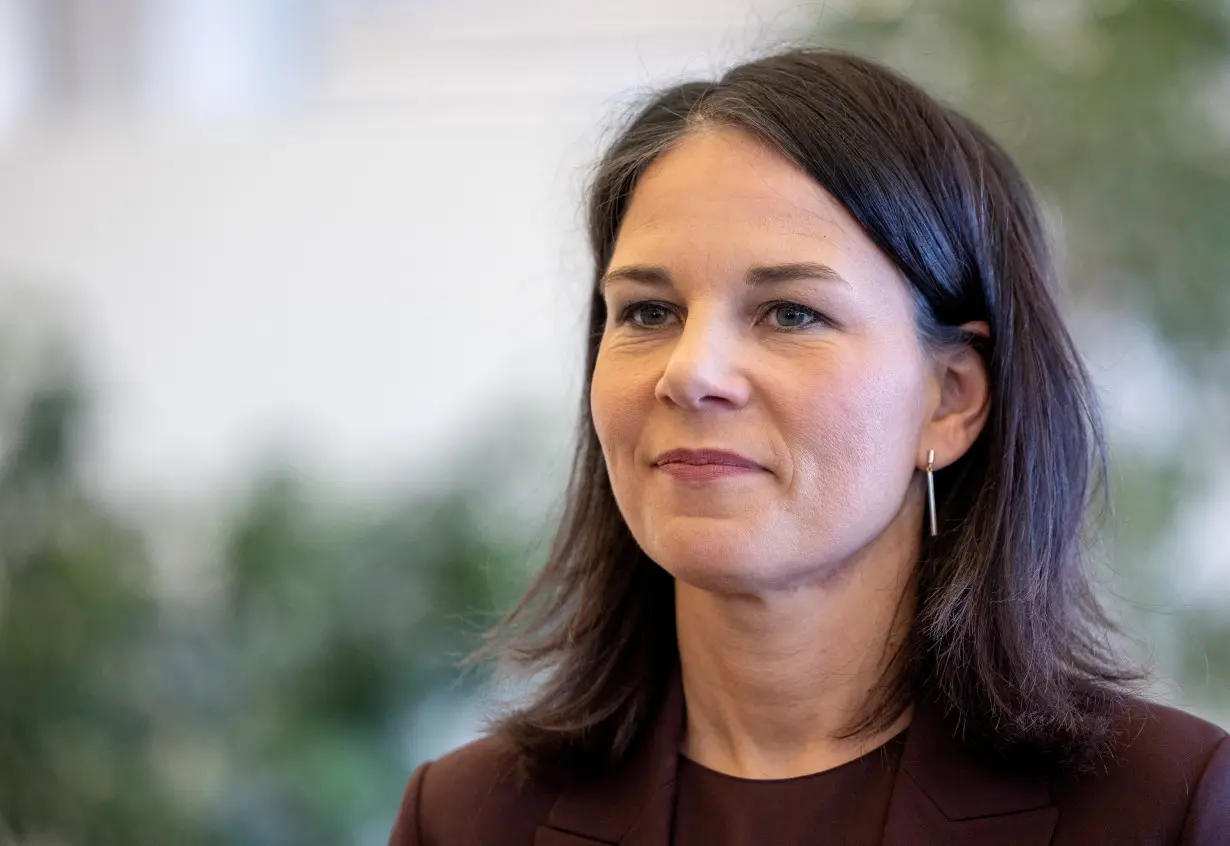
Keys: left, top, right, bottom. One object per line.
{"left": 389, "top": 48, "right": 1229, "bottom": 845}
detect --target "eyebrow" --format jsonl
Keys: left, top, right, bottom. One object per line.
{"left": 598, "top": 262, "right": 852, "bottom": 294}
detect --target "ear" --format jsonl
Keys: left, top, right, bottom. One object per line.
{"left": 920, "top": 321, "right": 991, "bottom": 470}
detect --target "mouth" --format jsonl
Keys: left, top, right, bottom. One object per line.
{"left": 652, "top": 448, "right": 765, "bottom": 471}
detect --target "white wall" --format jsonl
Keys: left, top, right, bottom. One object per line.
{"left": 0, "top": 0, "right": 812, "bottom": 501}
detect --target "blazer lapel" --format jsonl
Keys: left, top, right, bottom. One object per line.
{"left": 535, "top": 670, "right": 1059, "bottom": 846}
{"left": 881, "top": 698, "right": 1058, "bottom": 846}
{"left": 534, "top": 669, "right": 685, "bottom": 846}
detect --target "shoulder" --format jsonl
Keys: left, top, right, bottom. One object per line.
{"left": 1051, "top": 696, "right": 1229, "bottom": 845}
{"left": 388, "top": 735, "right": 558, "bottom": 846}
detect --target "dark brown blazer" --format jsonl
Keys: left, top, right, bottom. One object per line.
{"left": 388, "top": 669, "right": 1230, "bottom": 846}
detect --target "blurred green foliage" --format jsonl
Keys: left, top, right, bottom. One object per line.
{"left": 0, "top": 376, "right": 206, "bottom": 845}
{"left": 0, "top": 347, "right": 529, "bottom": 844}
{"left": 1, "top": 0, "right": 1229, "bottom": 842}
{"left": 215, "top": 469, "right": 526, "bottom": 845}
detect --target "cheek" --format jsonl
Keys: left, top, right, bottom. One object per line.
{"left": 788, "top": 345, "right": 926, "bottom": 487}
{"left": 590, "top": 349, "right": 662, "bottom": 537}
{"left": 590, "top": 347, "right": 651, "bottom": 464}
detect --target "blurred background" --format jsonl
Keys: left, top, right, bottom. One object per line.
{"left": 0, "top": 0, "right": 1227, "bottom": 843}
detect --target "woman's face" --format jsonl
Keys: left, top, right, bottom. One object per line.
{"left": 590, "top": 126, "right": 939, "bottom": 594}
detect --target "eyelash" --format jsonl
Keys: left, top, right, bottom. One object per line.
{"left": 615, "top": 300, "right": 828, "bottom": 332}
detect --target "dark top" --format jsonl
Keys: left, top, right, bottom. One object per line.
{"left": 672, "top": 730, "right": 908, "bottom": 846}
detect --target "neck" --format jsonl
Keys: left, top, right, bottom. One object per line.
{"left": 675, "top": 520, "right": 918, "bottom": 780}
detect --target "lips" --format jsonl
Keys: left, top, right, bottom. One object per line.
{"left": 652, "top": 448, "right": 764, "bottom": 470}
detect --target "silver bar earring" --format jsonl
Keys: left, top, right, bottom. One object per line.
{"left": 926, "top": 449, "right": 937, "bottom": 537}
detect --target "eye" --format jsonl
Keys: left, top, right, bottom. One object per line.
{"left": 763, "top": 302, "right": 825, "bottom": 330}
{"left": 619, "top": 301, "right": 679, "bottom": 329}
{"left": 615, "top": 300, "right": 826, "bottom": 331}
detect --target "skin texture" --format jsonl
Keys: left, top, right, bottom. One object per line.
{"left": 589, "top": 126, "right": 991, "bottom": 779}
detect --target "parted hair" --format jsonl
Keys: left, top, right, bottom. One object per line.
{"left": 466, "top": 47, "right": 1138, "bottom": 783}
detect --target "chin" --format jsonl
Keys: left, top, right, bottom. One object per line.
{"left": 639, "top": 524, "right": 790, "bottom": 595}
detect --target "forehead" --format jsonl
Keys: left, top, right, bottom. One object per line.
{"left": 616, "top": 126, "right": 864, "bottom": 251}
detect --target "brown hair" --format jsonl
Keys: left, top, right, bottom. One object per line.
{"left": 468, "top": 47, "right": 1138, "bottom": 782}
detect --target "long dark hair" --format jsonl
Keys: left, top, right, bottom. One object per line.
{"left": 468, "top": 47, "right": 1138, "bottom": 782}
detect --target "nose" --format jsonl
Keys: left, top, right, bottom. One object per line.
{"left": 654, "top": 310, "right": 752, "bottom": 410}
